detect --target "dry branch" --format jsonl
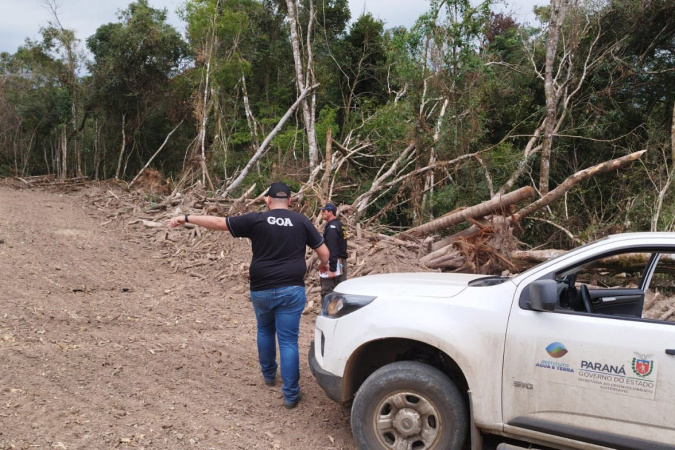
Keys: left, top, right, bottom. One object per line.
{"left": 130, "top": 120, "right": 183, "bottom": 188}
{"left": 227, "top": 183, "right": 257, "bottom": 215}
{"left": 330, "top": 138, "right": 351, "bottom": 157}
{"left": 352, "top": 143, "right": 416, "bottom": 214}
{"left": 514, "top": 150, "right": 647, "bottom": 221}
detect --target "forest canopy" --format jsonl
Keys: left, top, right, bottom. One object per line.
{"left": 1, "top": 0, "right": 674, "bottom": 250}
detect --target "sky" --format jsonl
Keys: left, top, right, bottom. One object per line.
{"left": 0, "top": 0, "right": 544, "bottom": 55}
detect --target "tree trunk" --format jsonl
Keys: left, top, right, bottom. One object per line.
{"left": 115, "top": 114, "right": 126, "bottom": 180}
{"left": 241, "top": 75, "right": 260, "bottom": 151}
{"left": 285, "top": 0, "right": 319, "bottom": 169}
{"left": 400, "top": 186, "right": 535, "bottom": 238}
{"left": 539, "top": 0, "right": 570, "bottom": 196}
{"left": 423, "top": 98, "right": 449, "bottom": 212}
{"left": 60, "top": 126, "right": 67, "bottom": 179}
{"left": 427, "top": 151, "right": 646, "bottom": 256}
{"left": 322, "top": 128, "right": 332, "bottom": 199}
{"left": 93, "top": 118, "right": 100, "bottom": 180}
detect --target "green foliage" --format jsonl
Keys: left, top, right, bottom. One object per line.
{"left": 312, "top": 0, "right": 350, "bottom": 40}
{"left": 359, "top": 100, "right": 414, "bottom": 146}
{"left": 315, "top": 107, "right": 339, "bottom": 150}
{"left": 87, "top": 0, "right": 188, "bottom": 110}
{"left": 213, "top": 59, "right": 252, "bottom": 91}
{"left": 85, "top": 0, "right": 189, "bottom": 178}
{"left": 55, "top": 88, "right": 72, "bottom": 123}
{"left": 431, "top": 183, "right": 460, "bottom": 216}
{"left": 182, "top": 0, "right": 252, "bottom": 50}
{"left": 0, "top": 24, "right": 86, "bottom": 176}
{"left": 317, "top": 11, "right": 388, "bottom": 134}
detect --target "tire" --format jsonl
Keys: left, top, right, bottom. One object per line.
{"left": 351, "top": 361, "right": 468, "bottom": 450}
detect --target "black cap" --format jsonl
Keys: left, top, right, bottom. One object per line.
{"left": 266, "top": 182, "right": 291, "bottom": 199}
{"left": 319, "top": 202, "right": 337, "bottom": 214}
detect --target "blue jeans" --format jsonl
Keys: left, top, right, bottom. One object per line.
{"left": 249, "top": 285, "right": 306, "bottom": 403}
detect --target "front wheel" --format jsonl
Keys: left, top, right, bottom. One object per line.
{"left": 351, "top": 361, "right": 468, "bottom": 450}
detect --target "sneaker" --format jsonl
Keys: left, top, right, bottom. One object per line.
{"left": 284, "top": 392, "right": 301, "bottom": 409}
{"left": 264, "top": 378, "right": 276, "bottom": 387}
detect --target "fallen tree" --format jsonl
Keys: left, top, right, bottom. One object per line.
{"left": 413, "top": 150, "right": 647, "bottom": 272}
{"left": 398, "top": 186, "right": 535, "bottom": 238}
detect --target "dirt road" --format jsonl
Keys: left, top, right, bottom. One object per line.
{"left": 0, "top": 184, "right": 356, "bottom": 449}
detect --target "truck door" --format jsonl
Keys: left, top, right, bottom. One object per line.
{"left": 502, "top": 250, "right": 675, "bottom": 449}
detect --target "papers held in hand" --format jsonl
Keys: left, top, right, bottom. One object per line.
{"left": 319, "top": 261, "right": 342, "bottom": 278}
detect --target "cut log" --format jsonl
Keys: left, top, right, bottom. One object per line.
{"left": 643, "top": 292, "right": 662, "bottom": 313}
{"left": 510, "top": 249, "right": 567, "bottom": 265}
{"left": 431, "top": 223, "right": 484, "bottom": 252}
{"left": 222, "top": 83, "right": 320, "bottom": 197}
{"left": 426, "top": 253, "right": 464, "bottom": 269}
{"left": 361, "top": 230, "right": 423, "bottom": 250}
{"left": 428, "top": 259, "right": 464, "bottom": 270}
{"left": 399, "top": 186, "right": 535, "bottom": 238}
{"left": 420, "top": 244, "right": 456, "bottom": 265}
{"left": 658, "top": 305, "right": 675, "bottom": 321}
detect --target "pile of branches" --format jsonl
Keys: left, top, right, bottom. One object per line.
{"left": 7, "top": 175, "right": 90, "bottom": 193}
{"left": 1, "top": 143, "right": 647, "bottom": 295}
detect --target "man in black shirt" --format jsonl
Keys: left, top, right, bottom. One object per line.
{"left": 318, "top": 202, "right": 348, "bottom": 300}
{"left": 168, "top": 182, "right": 329, "bottom": 409}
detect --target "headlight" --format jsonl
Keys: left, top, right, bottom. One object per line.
{"left": 321, "top": 292, "right": 376, "bottom": 318}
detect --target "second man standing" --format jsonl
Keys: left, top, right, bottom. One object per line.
{"left": 318, "top": 202, "right": 348, "bottom": 300}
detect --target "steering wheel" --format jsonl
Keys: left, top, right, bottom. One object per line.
{"left": 579, "top": 284, "right": 593, "bottom": 313}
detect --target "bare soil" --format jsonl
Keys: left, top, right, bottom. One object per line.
{"left": 0, "top": 184, "right": 357, "bottom": 450}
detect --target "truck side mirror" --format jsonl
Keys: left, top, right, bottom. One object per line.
{"left": 528, "top": 279, "right": 558, "bottom": 311}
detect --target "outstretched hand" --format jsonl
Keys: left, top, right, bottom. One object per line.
{"left": 167, "top": 216, "right": 186, "bottom": 228}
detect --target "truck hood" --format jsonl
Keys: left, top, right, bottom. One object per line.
{"left": 334, "top": 272, "right": 487, "bottom": 299}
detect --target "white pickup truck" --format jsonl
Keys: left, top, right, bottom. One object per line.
{"left": 309, "top": 232, "right": 675, "bottom": 450}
